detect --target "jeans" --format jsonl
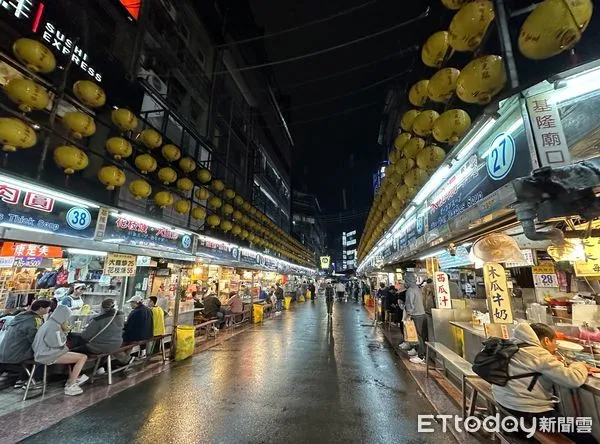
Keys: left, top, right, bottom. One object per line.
{"left": 276, "top": 299, "right": 283, "bottom": 311}
{"left": 326, "top": 298, "right": 333, "bottom": 314}
{"left": 412, "top": 314, "right": 427, "bottom": 359}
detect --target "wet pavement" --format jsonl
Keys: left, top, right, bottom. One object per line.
{"left": 21, "top": 299, "right": 455, "bottom": 444}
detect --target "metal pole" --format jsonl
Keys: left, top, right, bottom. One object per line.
{"left": 494, "top": 0, "right": 519, "bottom": 89}
{"left": 170, "top": 268, "right": 183, "bottom": 359}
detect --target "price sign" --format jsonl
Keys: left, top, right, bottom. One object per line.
{"left": 103, "top": 253, "right": 136, "bottom": 277}
{"left": 532, "top": 261, "right": 558, "bottom": 288}
{"left": 487, "top": 133, "right": 516, "bottom": 181}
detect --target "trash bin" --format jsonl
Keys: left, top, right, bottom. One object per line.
{"left": 284, "top": 296, "right": 292, "bottom": 310}
{"left": 253, "top": 304, "right": 264, "bottom": 323}
{"left": 174, "top": 325, "right": 195, "bottom": 361}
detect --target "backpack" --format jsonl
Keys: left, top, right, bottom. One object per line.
{"left": 472, "top": 337, "right": 540, "bottom": 391}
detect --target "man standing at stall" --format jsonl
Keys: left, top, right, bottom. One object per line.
{"left": 275, "top": 283, "right": 284, "bottom": 312}
{"left": 401, "top": 273, "right": 427, "bottom": 364}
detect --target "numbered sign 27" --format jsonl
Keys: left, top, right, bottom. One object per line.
{"left": 487, "top": 132, "right": 516, "bottom": 181}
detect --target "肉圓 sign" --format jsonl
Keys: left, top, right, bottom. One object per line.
{"left": 427, "top": 117, "right": 531, "bottom": 232}
{"left": 0, "top": 181, "right": 98, "bottom": 238}
{"left": 99, "top": 215, "right": 194, "bottom": 254}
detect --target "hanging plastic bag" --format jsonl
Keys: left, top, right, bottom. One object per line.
{"left": 175, "top": 325, "right": 195, "bottom": 361}
{"left": 403, "top": 319, "right": 419, "bottom": 343}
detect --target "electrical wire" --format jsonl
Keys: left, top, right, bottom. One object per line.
{"left": 285, "top": 68, "right": 411, "bottom": 111}
{"left": 268, "top": 101, "right": 380, "bottom": 128}
{"left": 213, "top": 7, "right": 430, "bottom": 74}
{"left": 216, "top": 0, "right": 378, "bottom": 47}
{"left": 281, "top": 46, "right": 418, "bottom": 90}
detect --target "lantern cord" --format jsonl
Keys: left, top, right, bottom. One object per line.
{"left": 215, "top": 0, "right": 378, "bottom": 48}
{"left": 212, "top": 7, "right": 429, "bottom": 74}
{"left": 283, "top": 64, "right": 413, "bottom": 111}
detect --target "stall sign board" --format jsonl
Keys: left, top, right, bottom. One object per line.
{"left": 103, "top": 253, "right": 136, "bottom": 277}
{"left": 504, "top": 249, "right": 536, "bottom": 268}
{"left": 434, "top": 272, "right": 452, "bottom": 309}
{"left": 484, "top": 323, "right": 510, "bottom": 339}
{"left": 100, "top": 214, "right": 194, "bottom": 255}
{"left": 427, "top": 112, "right": 531, "bottom": 232}
{"left": 136, "top": 256, "right": 152, "bottom": 267}
{"left": 526, "top": 91, "right": 570, "bottom": 167}
{"left": 0, "top": 181, "right": 99, "bottom": 238}
{"left": 1, "top": 242, "right": 63, "bottom": 257}
{"left": 573, "top": 260, "right": 600, "bottom": 277}
{"left": 0, "top": 256, "right": 15, "bottom": 268}
{"left": 483, "top": 262, "right": 513, "bottom": 324}
{"left": 320, "top": 256, "right": 330, "bottom": 269}
{"left": 13, "top": 257, "right": 51, "bottom": 268}
{"left": 532, "top": 261, "right": 558, "bottom": 287}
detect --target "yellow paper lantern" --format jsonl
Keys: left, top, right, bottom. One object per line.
{"left": 240, "top": 229, "right": 249, "bottom": 239}
{"left": 0, "top": 117, "right": 37, "bottom": 152}
{"left": 111, "top": 108, "right": 138, "bottom": 132}
{"left": 128, "top": 179, "right": 152, "bottom": 200}
{"left": 412, "top": 110, "right": 440, "bottom": 137}
{"left": 248, "top": 233, "right": 256, "bottom": 243}
{"left": 408, "top": 80, "right": 430, "bottom": 107}
{"left": 206, "top": 214, "right": 221, "bottom": 228}
{"left": 4, "top": 78, "right": 49, "bottom": 113}
{"left": 393, "top": 133, "right": 412, "bottom": 150}
{"left": 417, "top": 145, "right": 446, "bottom": 171}
{"left": 396, "top": 185, "right": 410, "bottom": 203}
{"left": 519, "top": 0, "right": 593, "bottom": 60}
{"left": 404, "top": 168, "right": 428, "bottom": 188}
{"left": 106, "top": 137, "right": 132, "bottom": 160}
{"left": 449, "top": 1, "right": 495, "bottom": 52}
{"left": 211, "top": 179, "right": 225, "bottom": 192}
{"left": 396, "top": 158, "right": 416, "bottom": 174}
{"left": 73, "top": 80, "right": 106, "bottom": 108}
{"left": 391, "top": 198, "right": 402, "bottom": 211}
{"left": 178, "top": 157, "right": 196, "bottom": 173}
{"left": 232, "top": 210, "right": 243, "bottom": 220}
{"left": 161, "top": 144, "right": 181, "bottom": 162}
{"left": 53, "top": 145, "right": 88, "bottom": 175}
{"left": 400, "top": 110, "right": 421, "bottom": 132}
{"left": 208, "top": 196, "right": 222, "bottom": 209}
{"left": 176, "top": 177, "right": 194, "bottom": 193}
{"left": 442, "top": 0, "right": 469, "bottom": 9}
{"left": 192, "top": 207, "right": 207, "bottom": 220}
{"left": 433, "top": 109, "right": 472, "bottom": 144}
{"left": 12, "top": 38, "right": 56, "bottom": 73}
{"left": 456, "top": 55, "right": 506, "bottom": 105}
{"left": 175, "top": 199, "right": 191, "bottom": 214}
{"left": 242, "top": 202, "right": 251, "bottom": 212}
{"left": 220, "top": 220, "right": 233, "bottom": 232}
{"left": 98, "top": 166, "right": 125, "bottom": 190}
{"left": 232, "top": 224, "right": 242, "bottom": 236}
{"left": 233, "top": 196, "right": 244, "bottom": 208}
{"left": 134, "top": 154, "right": 157, "bottom": 174}
{"left": 195, "top": 187, "right": 210, "bottom": 200}
{"left": 422, "top": 31, "right": 454, "bottom": 68}
{"left": 63, "top": 112, "right": 96, "bottom": 139}
{"left": 197, "top": 168, "right": 212, "bottom": 184}
{"left": 158, "top": 167, "right": 177, "bottom": 184}
{"left": 139, "top": 128, "right": 162, "bottom": 149}
{"left": 154, "top": 191, "right": 174, "bottom": 208}
{"left": 427, "top": 68, "right": 460, "bottom": 103}
{"left": 403, "top": 137, "right": 426, "bottom": 159}
{"left": 222, "top": 203, "right": 234, "bottom": 215}
{"left": 223, "top": 188, "right": 236, "bottom": 200}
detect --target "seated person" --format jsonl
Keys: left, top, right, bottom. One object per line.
{"left": 32, "top": 305, "right": 88, "bottom": 396}
{"left": 202, "top": 292, "right": 222, "bottom": 323}
{"left": 72, "top": 298, "right": 125, "bottom": 355}
{"left": 492, "top": 322, "right": 596, "bottom": 443}
{"left": 192, "top": 291, "right": 204, "bottom": 309}
{"left": 0, "top": 300, "right": 50, "bottom": 388}
{"left": 122, "top": 296, "right": 153, "bottom": 344}
{"left": 225, "top": 291, "right": 243, "bottom": 315}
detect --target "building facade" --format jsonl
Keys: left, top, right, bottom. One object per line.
{"left": 291, "top": 191, "right": 326, "bottom": 263}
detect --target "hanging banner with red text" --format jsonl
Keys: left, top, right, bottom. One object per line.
{"left": 434, "top": 271, "right": 452, "bottom": 309}
{"left": 483, "top": 262, "right": 513, "bottom": 324}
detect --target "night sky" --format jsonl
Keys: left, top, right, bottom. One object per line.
{"left": 247, "top": 0, "right": 439, "bottom": 216}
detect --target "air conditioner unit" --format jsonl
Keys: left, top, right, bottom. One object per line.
{"left": 158, "top": 0, "right": 177, "bottom": 22}
{"left": 138, "top": 68, "right": 168, "bottom": 96}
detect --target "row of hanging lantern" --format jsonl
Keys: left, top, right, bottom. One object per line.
{"left": 358, "top": 0, "right": 595, "bottom": 263}
{"left": 0, "top": 38, "right": 314, "bottom": 267}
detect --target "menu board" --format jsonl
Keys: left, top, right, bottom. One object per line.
{"left": 104, "top": 253, "right": 136, "bottom": 277}
{"left": 483, "top": 262, "right": 513, "bottom": 324}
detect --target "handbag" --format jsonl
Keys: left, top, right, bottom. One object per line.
{"left": 403, "top": 319, "right": 418, "bottom": 343}
{"left": 87, "top": 310, "right": 118, "bottom": 344}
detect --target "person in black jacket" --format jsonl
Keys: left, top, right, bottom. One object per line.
{"left": 122, "top": 296, "right": 153, "bottom": 344}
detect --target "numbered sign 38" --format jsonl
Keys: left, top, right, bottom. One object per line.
{"left": 487, "top": 132, "right": 516, "bottom": 181}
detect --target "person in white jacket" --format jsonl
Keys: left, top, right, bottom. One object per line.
{"left": 493, "top": 322, "right": 597, "bottom": 442}
{"left": 32, "top": 305, "right": 88, "bottom": 396}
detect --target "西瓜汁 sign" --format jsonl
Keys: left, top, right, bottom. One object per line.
{"left": 434, "top": 271, "right": 452, "bottom": 309}
{"left": 483, "top": 262, "right": 513, "bottom": 324}
{"left": 104, "top": 252, "right": 136, "bottom": 277}
{"left": 0, "top": 180, "right": 98, "bottom": 239}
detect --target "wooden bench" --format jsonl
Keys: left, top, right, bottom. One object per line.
{"left": 464, "top": 376, "right": 575, "bottom": 444}
{"left": 224, "top": 309, "right": 251, "bottom": 332}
